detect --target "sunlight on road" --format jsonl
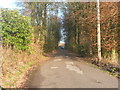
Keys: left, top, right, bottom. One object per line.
{"left": 54, "top": 59, "right": 62, "bottom": 61}
{"left": 50, "top": 67, "right": 59, "bottom": 69}
{"left": 65, "top": 61, "right": 83, "bottom": 75}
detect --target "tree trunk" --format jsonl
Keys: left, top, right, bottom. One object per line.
{"left": 97, "top": 0, "right": 102, "bottom": 62}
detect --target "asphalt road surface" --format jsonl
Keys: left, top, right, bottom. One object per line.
{"left": 27, "top": 49, "right": 118, "bottom": 88}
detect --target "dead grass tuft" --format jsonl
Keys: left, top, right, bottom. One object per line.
{"left": 1, "top": 43, "right": 49, "bottom": 88}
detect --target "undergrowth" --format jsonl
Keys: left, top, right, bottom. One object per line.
{"left": 1, "top": 43, "right": 48, "bottom": 88}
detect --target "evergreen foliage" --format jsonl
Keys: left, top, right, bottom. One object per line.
{"left": 1, "top": 9, "right": 32, "bottom": 51}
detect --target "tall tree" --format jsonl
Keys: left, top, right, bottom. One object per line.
{"left": 97, "top": 0, "right": 102, "bottom": 62}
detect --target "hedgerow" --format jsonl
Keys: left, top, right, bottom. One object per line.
{"left": 1, "top": 9, "right": 32, "bottom": 51}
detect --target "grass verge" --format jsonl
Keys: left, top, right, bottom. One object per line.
{"left": 1, "top": 43, "right": 49, "bottom": 88}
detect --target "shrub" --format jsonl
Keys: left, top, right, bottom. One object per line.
{"left": 77, "top": 45, "right": 89, "bottom": 57}
{"left": 1, "top": 9, "right": 32, "bottom": 51}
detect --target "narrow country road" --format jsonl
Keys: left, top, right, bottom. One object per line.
{"left": 26, "top": 49, "right": 118, "bottom": 88}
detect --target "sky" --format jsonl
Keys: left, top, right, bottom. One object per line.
{"left": 0, "top": 0, "right": 17, "bottom": 8}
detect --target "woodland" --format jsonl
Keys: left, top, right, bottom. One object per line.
{"left": 0, "top": 2, "right": 119, "bottom": 88}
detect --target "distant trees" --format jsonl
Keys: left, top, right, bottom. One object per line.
{"left": 22, "top": 2, "right": 61, "bottom": 52}
{"left": 63, "top": 2, "right": 118, "bottom": 64}
{"left": 64, "top": 2, "right": 97, "bottom": 56}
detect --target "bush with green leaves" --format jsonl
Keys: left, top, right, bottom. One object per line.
{"left": 1, "top": 9, "right": 32, "bottom": 51}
